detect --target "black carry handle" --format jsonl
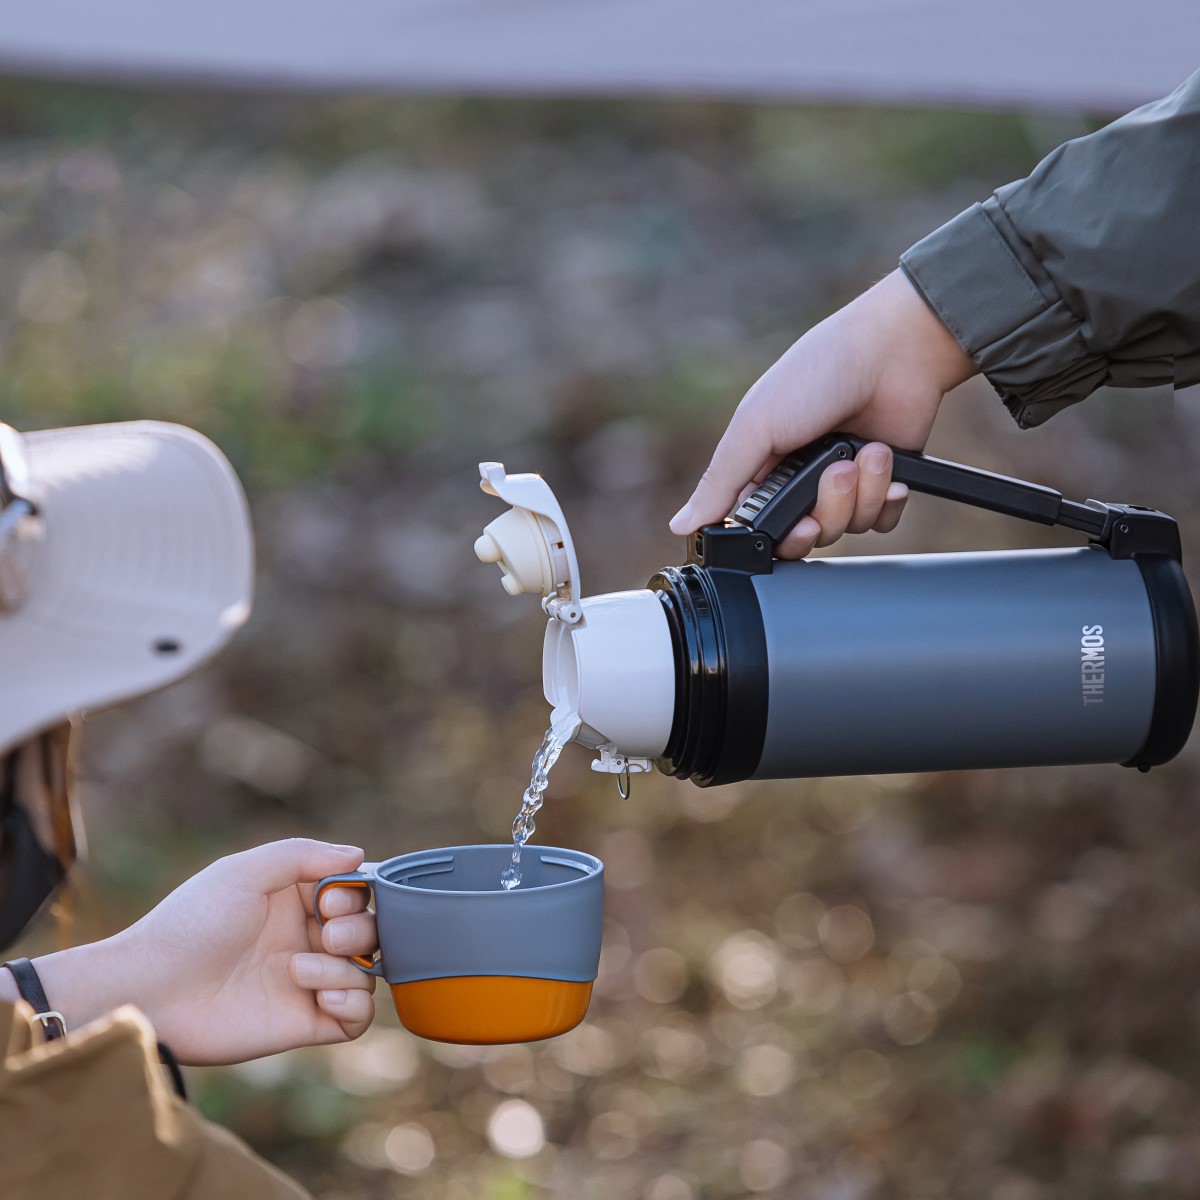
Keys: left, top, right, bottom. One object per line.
{"left": 726, "top": 434, "right": 1180, "bottom": 562}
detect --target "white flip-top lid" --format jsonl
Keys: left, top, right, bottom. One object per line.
{"left": 475, "top": 461, "right": 583, "bottom": 624}
{"left": 476, "top": 460, "right": 675, "bottom": 780}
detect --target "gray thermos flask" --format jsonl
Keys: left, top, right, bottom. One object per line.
{"left": 476, "top": 435, "right": 1199, "bottom": 785}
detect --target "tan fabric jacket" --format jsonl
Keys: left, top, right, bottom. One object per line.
{"left": 0, "top": 1000, "right": 309, "bottom": 1200}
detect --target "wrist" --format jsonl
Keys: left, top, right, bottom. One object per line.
{"left": 31, "top": 934, "right": 142, "bottom": 1030}
{"left": 876, "top": 268, "right": 977, "bottom": 395}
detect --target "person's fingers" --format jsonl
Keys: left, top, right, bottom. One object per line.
{"left": 230, "top": 839, "right": 364, "bottom": 895}
{"left": 872, "top": 482, "right": 909, "bottom": 534}
{"left": 321, "top": 912, "right": 378, "bottom": 959}
{"left": 846, "top": 443, "right": 893, "bottom": 534}
{"left": 775, "top": 516, "right": 822, "bottom": 560}
{"left": 669, "top": 410, "right": 774, "bottom": 536}
{"left": 296, "top": 880, "right": 370, "bottom": 944}
{"left": 317, "top": 987, "right": 374, "bottom": 1035}
{"left": 810, "top": 461, "right": 859, "bottom": 548}
{"left": 315, "top": 883, "right": 370, "bottom": 920}
{"left": 304, "top": 892, "right": 369, "bottom": 955}
{"left": 776, "top": 474, "right": 908, "bottom": 559}
{"left": 291, "top": 952, "right": 378, "bottom": 992}
{"left": 747, "top": 454, "right": 783, "bottom": 492}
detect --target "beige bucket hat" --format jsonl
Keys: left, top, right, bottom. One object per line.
{"left": 0, "top": 420, "right": 254, "bottom": 757}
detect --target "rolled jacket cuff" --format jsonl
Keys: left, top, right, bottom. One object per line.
{"left": 899, "top": 200, "right": 1110, "bottom": 428}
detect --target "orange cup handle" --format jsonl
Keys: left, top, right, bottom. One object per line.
{"left": 313, "top": 871, "right": 382, "bottom": 974}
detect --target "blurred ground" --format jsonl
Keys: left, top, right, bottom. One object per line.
{"left": 5, "top": 80, "right": 1200, "bottom": 1200}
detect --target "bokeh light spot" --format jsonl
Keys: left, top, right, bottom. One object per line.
{"left": 711, "top": 932, "right": 780, "bottom": 1008}
{"left": 487, "top": 1099, "right": 545, "bottom": 1158}
{"left": 644, "top": 1174, "right": 695, "bottom": 1200}
{"left": 586, "top": 1109, "right": 640, "bottom": 1159}
{"left": 328, "top": 1028, "right": 420, "bottom": 1095}
{"left": 383, "top": 1122, "right": 435, "bottom": 1174}
{"left": 552, "top": 1022, "right": 619, "bottom": 1076}
{"left": 633, "top": 946, "right": 689, "bottom": 1004}
{"left": 818, "top": 903, "right": 875, "bottom": 963}
{"left": 739, "top": 1138, "right": 792, "bottom": 1192}
{"left": 640, "top": 1023, "right": 709, "bottom": 1079}
{"left": 883, "top": 990, "right": 938, "bottom": 1045}
{"left": 784, "top": 958, "right": 846, "bottom": 1015}
{"left": 735, "top": 1042, "right": 795, "bottom": 1096}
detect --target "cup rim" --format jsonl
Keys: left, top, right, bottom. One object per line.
{"left": 369, "top": 843, "right": 604, "bottom": 898}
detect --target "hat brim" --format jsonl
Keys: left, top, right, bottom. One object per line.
{"left": 0, "top": 421, "right": 254, "bottom": 755}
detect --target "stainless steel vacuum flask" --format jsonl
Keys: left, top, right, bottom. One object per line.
{"left": 476, "top": 436, "right": 1199, "bottom": 785}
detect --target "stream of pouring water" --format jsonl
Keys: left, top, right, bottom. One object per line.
{"left": 500, "top": 722, "right": 569, "bottom": 890}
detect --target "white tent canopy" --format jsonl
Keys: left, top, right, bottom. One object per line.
{"left": 0, "top": 0, "right": 1196, "bottom": 112}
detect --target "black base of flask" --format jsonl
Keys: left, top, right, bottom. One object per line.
{"left": 1125, "top": 555, "right": 1200, "bottom": 770}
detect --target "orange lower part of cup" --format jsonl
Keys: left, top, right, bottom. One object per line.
{"left": 390, "top": 975, "right": 594, "bottom": 1044}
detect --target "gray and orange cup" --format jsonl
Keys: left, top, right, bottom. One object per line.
{"left": 315, "top": 844, "right": 604, "bottom": 1045}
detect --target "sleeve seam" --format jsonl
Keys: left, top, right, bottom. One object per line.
{"left": 974, "top": 203, "right": 1048, "bottom": 317}
{"left": 899, "top": 202, "right": 1063, "bottom": 358}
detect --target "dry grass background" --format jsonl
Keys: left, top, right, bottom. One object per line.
{"left": 5, "top": 80, "right": 1200, "bottom": 1199}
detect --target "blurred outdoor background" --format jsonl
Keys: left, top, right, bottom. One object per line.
{"left": 6, "top": 79, "right": 1200, "bottom": 1199}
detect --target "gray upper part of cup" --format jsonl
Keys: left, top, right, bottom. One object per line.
{"left": 366, "top": 844, "right": 604, "bottom": 984}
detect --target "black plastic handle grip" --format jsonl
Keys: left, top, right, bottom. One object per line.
{"left": 733, "top": 434, "right": 1112, "bottom": 545}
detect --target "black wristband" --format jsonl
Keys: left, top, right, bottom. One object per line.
{"left": 2, "top": 956, "right": 66, "bottom": 1040}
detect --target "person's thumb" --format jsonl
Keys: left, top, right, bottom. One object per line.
{"left": 232, "top": 838, "right": 365, "bottom": 894}
{"left": 670, "top": 418, "right": 772, "bottom": 536}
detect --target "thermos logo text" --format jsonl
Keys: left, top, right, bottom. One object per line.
{"left": 1081, "top": 625, "right": 1105, "bottom": 705}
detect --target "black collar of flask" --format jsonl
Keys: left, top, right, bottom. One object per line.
{"left": 649, "top": 563, "right": 769, "bottom": 786}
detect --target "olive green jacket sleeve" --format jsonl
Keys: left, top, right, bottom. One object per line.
{"left": 899, "top": 70, "right": 1200, "bottom": 429}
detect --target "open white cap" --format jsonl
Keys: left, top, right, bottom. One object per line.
{"left": 0, "top": 420, "right": 254, "bottom": 756}
{"left": 475, "top": 461, "right": 582, "bottom": 624}
{"left": 476, "top": 459, "right": 677, "bottom": 772}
